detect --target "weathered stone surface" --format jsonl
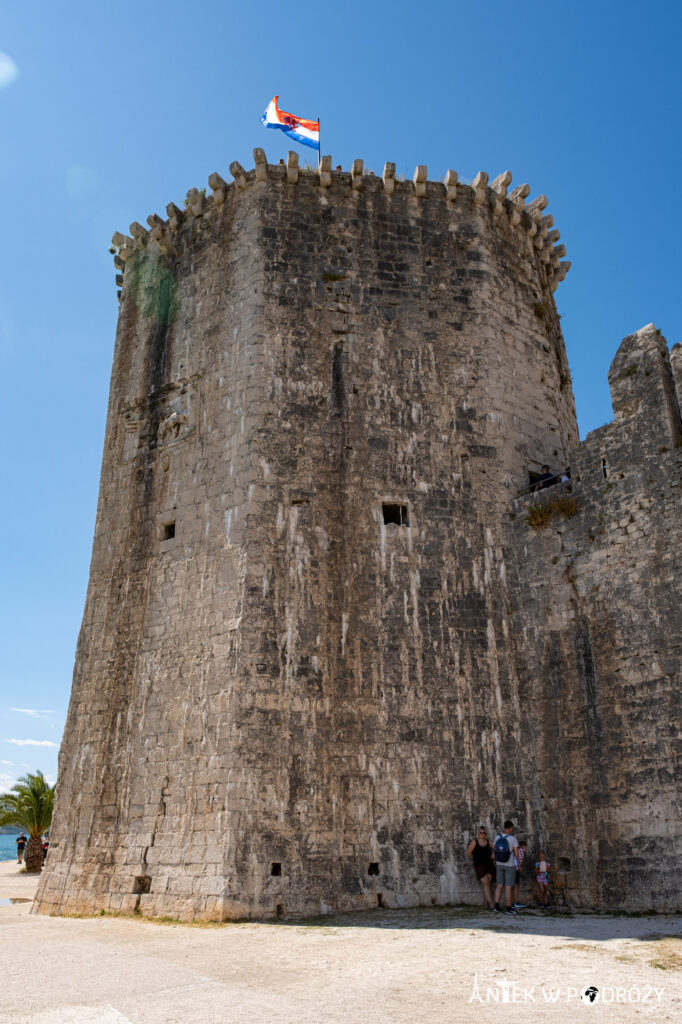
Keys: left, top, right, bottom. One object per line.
{"left": 509, "top": 324, "right": 681, "bottom": 910}
{"left": 35, "top": 162, "right": 680, "bottom": 922}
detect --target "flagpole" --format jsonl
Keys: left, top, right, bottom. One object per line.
{"left": 318, "top": 116, "right": 321, "bottom": 170}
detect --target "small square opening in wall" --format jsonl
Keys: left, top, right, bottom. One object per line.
{"left": 161, "top": 522, "right": 175, "bottom": 541}
{"left": 382, "top": 503, "right": 409, "bottom": 526}
{"left": 133, "top": 874, "right": 151, "bottom": 894}
{"left": 368, "top": 862, "right": 380, "bottom": 876}
{"left": 271, "top": 862, "right": 282, "bottom": 877}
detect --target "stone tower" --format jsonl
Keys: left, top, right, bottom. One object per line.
{"left": 35, "top": 152, "right": 680, "bottom": 920}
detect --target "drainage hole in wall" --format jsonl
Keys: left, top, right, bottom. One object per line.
{"left": 133, "top": 875, "right": 151, "bottom": 894}
{"left": 275, "top": 903, "right": 283, "bottom": 919}
{"left": 271, "top": 862, "right": 282, "bottom": 877}
{"left": 558, "top": 857, "right": 571, "bottom": 873}
{"left": 368, "top": 862, "right": 380, "bottom": 876}
{"left": 377, "top": 893, "right": 385, "bottom": 908}
{"left": 162, "top": 522, "right": 175, "bottom": 540}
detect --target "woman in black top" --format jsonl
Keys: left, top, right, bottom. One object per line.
{"left": 467, "top": 826, "right": 495, "bottom": 909}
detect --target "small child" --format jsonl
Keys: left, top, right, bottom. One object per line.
{"left": 512, "top": 841, "right": 528, "bottom": 909}
{"left": 535, "top": 850, "right": 551, "bottom": 907}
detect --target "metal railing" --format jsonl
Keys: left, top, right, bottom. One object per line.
{"left": 516, "top": 473, "right": 571, "bottom": 499}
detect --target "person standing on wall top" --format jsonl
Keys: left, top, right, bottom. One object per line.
{"left": 467, "top": 826, "right": 496, "bottom": 909}
{"left": 493, "top": 820, "right": 519, "bottom": 915}
{"left": 534, "top": 465, "right": 555, "bottom": 490}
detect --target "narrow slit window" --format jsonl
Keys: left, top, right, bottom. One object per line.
{"left": 271, "top": 862, "right": 282, "bottom": 877}
{"left": 162, "top": 522, "right": 176, "bottom": 540}
{"left": 382, "top": 503, "right": 409, "bottom": 526}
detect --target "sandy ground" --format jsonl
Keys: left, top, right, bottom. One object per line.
{"left": 0, "top": 860, "right": 680, "bottom": 1024}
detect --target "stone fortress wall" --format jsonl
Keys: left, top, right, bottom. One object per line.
{"left": 508, "top": 324, "right": 681, "bottom": 910}
{"left": 34, "top": 151, "right": 680, "bottom": 920}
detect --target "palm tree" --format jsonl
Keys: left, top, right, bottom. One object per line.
{"left": 0, "top": 771, "right": 55, "bottom": 873}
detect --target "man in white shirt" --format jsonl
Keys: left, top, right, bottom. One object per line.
{"left": 493, "top": 819, "right": 519, "bottom": 914}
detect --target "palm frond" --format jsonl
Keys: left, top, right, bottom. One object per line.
{"left": 0, "top": 770, "right": 55, "bottom": 839}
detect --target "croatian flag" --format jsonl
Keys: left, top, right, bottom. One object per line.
{"left": 261, "top": 96, "right": 320, "bottom": 151}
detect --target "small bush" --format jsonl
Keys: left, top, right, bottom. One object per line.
{"left": 620, "top": 363, "right": 639, "bottom": 379}
{"left": 552, "top": 494, "right": 579, "bottom": 517}
{"left": 524, "top": 503, "right": 553, "bottom": 528}
{"left": 525, "top": 494, "right": 578, "bottom": 529}
{"left": 533, "top": 301, "right": 546, "bottom": 319}
{"left": 323, "top": 271, "right": 346, "bottom": 282}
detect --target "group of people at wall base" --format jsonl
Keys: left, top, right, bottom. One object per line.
{"left": 467, "top": 820, "right": 551, "bottom": 915}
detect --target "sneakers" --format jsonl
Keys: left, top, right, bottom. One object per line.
{"left": 512, "top": 902, "right": 526, "bottom": 909}
{"left": 492, "top": 905, "right": 500, "bottom": 913}
{"left": 505, "top": 907, "right": 517, "bottom": 915}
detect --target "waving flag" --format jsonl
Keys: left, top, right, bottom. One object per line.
{"left": 261, "top": 96, "right": 320, "bottom": 151}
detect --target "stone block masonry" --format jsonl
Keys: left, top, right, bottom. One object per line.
{"left": 508, "top": 324, "right": 681, "bottom": 911}
{"left": 34, "top": 153, "right": 679, "bottom": 920}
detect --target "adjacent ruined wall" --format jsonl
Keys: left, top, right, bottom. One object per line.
{"left": 508, "top": 326, "right": 682, "bottom": 910}
{"left": 35, "top": 152, "right": 677, "bottom": 921}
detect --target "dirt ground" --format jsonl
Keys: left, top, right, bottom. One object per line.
{"left": 1, "top": 860, "right": 680, "bottom": 1024}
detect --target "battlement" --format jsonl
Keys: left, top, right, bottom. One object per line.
{"left": 110, "top": 148, "right": 571, "bottom": 301}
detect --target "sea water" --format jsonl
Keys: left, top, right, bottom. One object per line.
{"left": 0, "top": 832, "right": 21, "bottom": 861}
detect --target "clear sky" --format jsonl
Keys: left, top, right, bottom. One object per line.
{"left": 1, "top": 1, "right": 680, "bottom": 791}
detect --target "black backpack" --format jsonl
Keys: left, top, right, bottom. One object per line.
{"left": 494, "top": 834, "right": 511, "bottom": 862}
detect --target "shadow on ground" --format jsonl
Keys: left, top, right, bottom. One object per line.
{"left": 258, "top": 903, "right": 682, "bottom": 943}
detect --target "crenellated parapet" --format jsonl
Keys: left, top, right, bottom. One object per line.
{"left": 109, "top": 148, "right": 571, "bottom": 302}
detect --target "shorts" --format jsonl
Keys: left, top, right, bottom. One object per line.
{"left": 496, "top": 863, "right": 516, "bottom": 887}
{"left": 475, "top": 864, "right": 493, "bottom": 881}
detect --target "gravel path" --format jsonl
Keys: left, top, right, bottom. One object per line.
{"left": 1, "top": 861, "right": 680, "bottom": 1023}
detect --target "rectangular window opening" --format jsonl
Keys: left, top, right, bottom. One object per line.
{"left": 133, "top": 874, "right": 151, "bottom": 895}
{"left": 382, "top": 503, "right": 409, "bottom": 527}
{"left": 368, "top": 862, "right": 380, "bottom": 876}
{"left": 162, "top": 522, "right": 176, "bottom": 540}
{"left": 271, "top": 862, "right": 282, "bottom": 877}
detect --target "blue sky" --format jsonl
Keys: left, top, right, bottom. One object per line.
{"left": 1, "top": 1, "right": 680, "bottom": 791}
